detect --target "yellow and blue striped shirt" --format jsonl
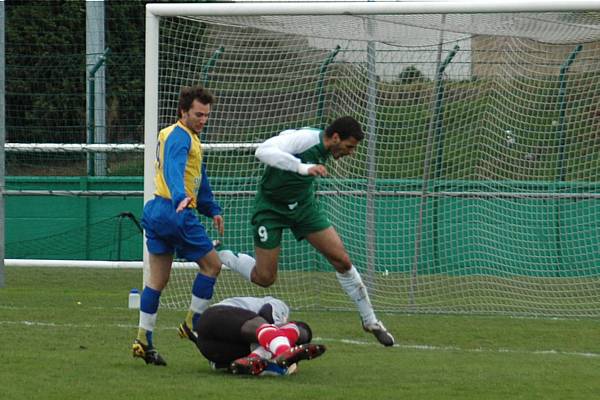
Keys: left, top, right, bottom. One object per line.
{"left": 154, "top": 121, "right": 221, "bottom": 216}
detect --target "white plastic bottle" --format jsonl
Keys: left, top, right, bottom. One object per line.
{"left": 128, "top": 288, "right": 140, "bottom": 309}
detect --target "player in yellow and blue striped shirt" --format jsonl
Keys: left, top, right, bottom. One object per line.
{"left": 132, "top": 86, "right": 224, "bottom": 366}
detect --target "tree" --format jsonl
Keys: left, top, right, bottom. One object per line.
{"left": 397, "top": 65, "right": 428, "bottom": 85}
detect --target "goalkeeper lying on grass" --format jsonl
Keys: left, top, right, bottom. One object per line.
{"left": 179, "top": 296, "right": 326, "bottom": 376}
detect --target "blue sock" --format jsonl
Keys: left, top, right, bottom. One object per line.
{"left": 190, "top": 273, "right": 216, "bottom": 326}
{"left": 139, "top": 286, "right": 161, "bottom": 347}
{"left": 192, "top": 273, "right": 216, "bottom": 299}
{"left": 141, "top": 286, "right": 161, "bottom": 314}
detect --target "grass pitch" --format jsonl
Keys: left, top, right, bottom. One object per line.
{"left": 1, "top": 267, "right": 599, "bottom": 400}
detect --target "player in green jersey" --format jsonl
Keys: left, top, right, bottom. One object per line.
{"left": 218, "top": 116, "right": 394, "bottom": 347}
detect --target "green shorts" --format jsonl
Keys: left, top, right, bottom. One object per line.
{"left": 251, "top": 193, "right": 331, "bottom": 249}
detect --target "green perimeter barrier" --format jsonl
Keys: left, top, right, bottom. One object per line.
{"left": 6, "top": 177, "right": 143, "bottom": 261}
{"left": 6, "top": 176, "right": 600, "bottom": 277}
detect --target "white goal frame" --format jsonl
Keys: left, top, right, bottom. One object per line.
{"left": 144, "top": 1, "right": 600, "bottom": 311}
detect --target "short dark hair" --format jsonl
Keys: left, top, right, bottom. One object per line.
{"left": 291, "top": 320, "right": 312, "bottom": 345}
{"left": 325, "top": 116, "right": 364, "bottom": 141}
{"left": 177, "top": 85, "right": 215, "bottom": 118}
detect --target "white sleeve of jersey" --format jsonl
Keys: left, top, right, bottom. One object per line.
{"left": 255, "top": 128, "right": 321, "bottom": 175}
{"left": 215, "top": 296, "right": 290, "bottom": 325}
{"left": 264, "top": 297, "right": 290, "bottom": 325}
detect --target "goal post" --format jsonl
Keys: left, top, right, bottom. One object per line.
{"left": 145, "top": 1, "right": 600, "bottom": 316}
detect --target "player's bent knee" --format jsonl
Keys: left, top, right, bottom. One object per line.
{"left": 146, "top": 278, "right": 169, "bottom": 292}
{"left": 253, "top": 277, "right": 276, "bottom": 288}
{"left": 197, "top": 252, "right": 223, "bottom": 277}
{"left": 253, "top": 271, "right": 277, "bottom": 287}
{"left": 205, "top": 260, "right": 222, "bottom": 277}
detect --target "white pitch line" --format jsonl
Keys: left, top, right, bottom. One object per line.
{"left": 314, "top": 337, "right": 600, "bottom": 359}
{"left": 1, "top": 319, "right": 599, "bottom": 359}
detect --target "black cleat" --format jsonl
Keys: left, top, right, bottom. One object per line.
{"left": 273, "top": 343, "right": 326, "bottom": 368}
{"left": 178, "top": 321, "right": 198, "bottom": 344}
{"left": 132, "top": 339, "right": 167, "bottom": 366}
{"left": 229, "top": 355, "right": 268, "bottom": 376}
{"left": 363, "top": 320, "right": 395, "bottom": 347}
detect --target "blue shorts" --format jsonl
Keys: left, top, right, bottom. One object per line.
{"left": 141, "top": 196, "right": 213, "bottom": 262}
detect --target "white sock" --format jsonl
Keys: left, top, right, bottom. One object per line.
{"left": 139, "top": 311, "right": 158, "bottom": 332}
{"left": 336, "top": 265, "right": 377, "bottom": 326}
{"left": 218, "top": 250, "right": 255, "bottom": 282}
{"left": 269, "top": 336, "right": 291, "bottom": 356}
{"left": 189, "top": 295, "right": 210, "bottom": 315}
{"left": 251, "top": 346, "right": 272, "bottom": 360}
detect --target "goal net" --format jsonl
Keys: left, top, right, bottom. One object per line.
{"left": 146, "top": 2, "right": 600, "bottom": 317}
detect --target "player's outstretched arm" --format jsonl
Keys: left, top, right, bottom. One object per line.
{"left": 255, "top": 129, "right": 321, "bottom": 174}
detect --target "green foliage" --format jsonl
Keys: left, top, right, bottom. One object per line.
{"left": 5, "top": 0, "right": 86, "bottom": 142}
{"left": 397, "top": 65, "right": 430, "bottom": 85}
{"left": 105, "top": 0, "right": 147, "bottom": 144}
{"left": 4, "top": 0, "right": 212, "bottom": 145}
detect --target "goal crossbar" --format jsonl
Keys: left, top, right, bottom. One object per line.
{"left": 147, "top": 1, "right": 600, "bottom": 17}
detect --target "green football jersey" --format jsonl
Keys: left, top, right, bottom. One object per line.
{"left": 257, "top": 128, "right": 330, "bottom": 204}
